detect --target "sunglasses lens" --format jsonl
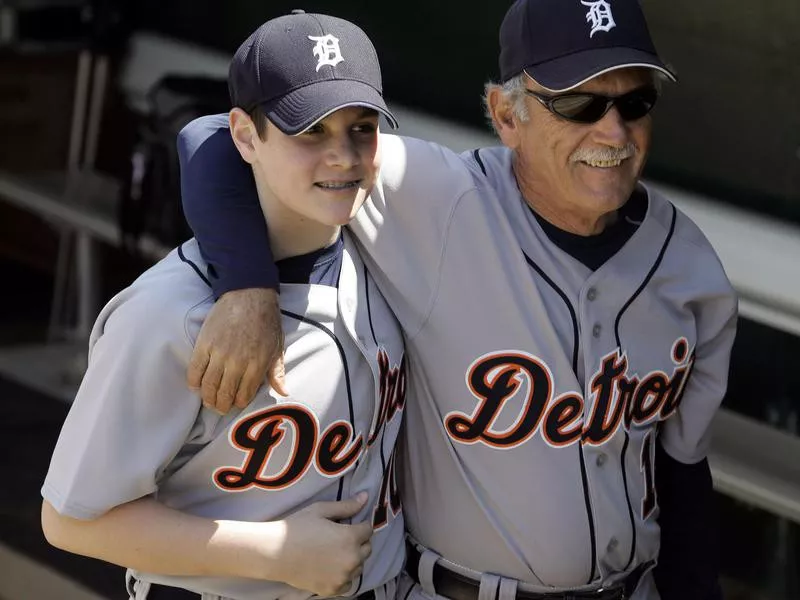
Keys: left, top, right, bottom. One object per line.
{"left": 551, "top": 94, "right": 608, "bottom": 123}
{"left": 616, "top": 87, "right": 658, "bottom": 121}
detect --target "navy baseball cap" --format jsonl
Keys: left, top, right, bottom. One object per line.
{"left": 229, "top": 10, "right": 398, "bottom": 135}
{"left": 499, "top": 0, "right": 676, "bottom": 90}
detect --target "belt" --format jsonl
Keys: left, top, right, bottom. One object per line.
{"left": 406, "top": 543, "right": 653, "bottom": 600}
{"left": 146, "top": 583, "right": 378, "bottom": 600}
{"left": 146, "top": 583, "right": 201, "bottom": 599}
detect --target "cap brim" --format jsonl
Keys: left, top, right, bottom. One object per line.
{"left": 525, "top": 47, "right": 677, "bottom": 92}
{"left": 263, "top": 79, "right": 398, "bottom": 135}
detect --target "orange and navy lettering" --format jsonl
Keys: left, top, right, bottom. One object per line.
{"left": 214, "top": 348, "right": 407, "bottom": 508}
{"left": 446, "top": 337, "right": 695, "bottom": 449}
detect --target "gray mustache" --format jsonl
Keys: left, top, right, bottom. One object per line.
{"left": 570, "top": 143, "right": 637, "bottom": 163}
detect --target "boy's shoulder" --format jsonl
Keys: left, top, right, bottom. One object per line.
{"left": 90, "top": 240, "right": 214, "bottom": 352}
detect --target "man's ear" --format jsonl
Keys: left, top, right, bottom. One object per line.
{"left": 229, "top": 108, "right": 259, "bottom": 164}
{"left": 487, "top": 87, "right": 522, "bottom": 150}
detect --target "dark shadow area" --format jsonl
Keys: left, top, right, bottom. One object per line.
{"left": 718, "top": 492, "right": 800, "bottom": 599}
{"left": 726, "top": 318, "right": 800, "bottom": 438}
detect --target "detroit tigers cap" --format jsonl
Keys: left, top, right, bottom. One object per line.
{"left": 499, "top": 0, "right": 677, "bottom": 91}
{"left": 229, "top": 10, "right": 398, "bottom": 135}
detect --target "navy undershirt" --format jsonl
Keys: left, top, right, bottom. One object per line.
{"left": 275, "top": 233, "right": 343, "bottom": 286}
{"left": 531, "top": 188, "right": 648, "bottom": 270}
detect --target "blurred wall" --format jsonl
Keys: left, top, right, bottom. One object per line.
{"left": 130, "top": 0, "right": 800, "bottom": 223}
{"left": 645, "top": 0, "right": 799, "bottom": 223}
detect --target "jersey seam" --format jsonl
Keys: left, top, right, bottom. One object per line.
{"left": 405, "top": 185, "right": 477, "bottom": 342}
{"left": 183, "top": 296, "right": 215, "bottom": 348}
{"left": 666, "top": 207, "right": 711, "bottom": 253}
{"left": 178, "top": 242, "right": 218, "bottom": 348}
{"left": 41, "top": 485, "right": 102, "bottom": 519}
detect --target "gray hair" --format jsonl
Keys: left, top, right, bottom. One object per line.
{"left": 482, "top": 74, "right": 530, "bottom": 133}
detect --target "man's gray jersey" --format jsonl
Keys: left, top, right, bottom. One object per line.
{"left": 42, "top": 235, "right": 406, "bottom": 600}
{"left": 346, "top": 135, "right": 737, "bottom": 595}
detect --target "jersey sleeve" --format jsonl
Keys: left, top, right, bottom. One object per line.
{"left": 660, "top": 247, "right": 739, "bottom": 464}
{"left": 349, "top": 134, "right": 478, "bottom": 336}
{"left": 41, "top": 284, "right": 205, "bottom": 520}
{"left": 177, "top": 113, "right": 278, "bottom": 298}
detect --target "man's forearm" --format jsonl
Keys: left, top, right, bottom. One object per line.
{"left": 41, "top": 498, "right": 279, "bottom": 580}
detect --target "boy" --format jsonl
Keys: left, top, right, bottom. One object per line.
{"left": 41, "top": 11, "right": 406, "bottom": 600}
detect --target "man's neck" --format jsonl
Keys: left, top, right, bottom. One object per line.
{"left": 269, "top": 222, "right": 341, "bottom": 262}
{"left": 512, "top": 157, "right": 618, "bottom": 236}
{"left": 525, "top": 197, "right": 618, "bottom": 236}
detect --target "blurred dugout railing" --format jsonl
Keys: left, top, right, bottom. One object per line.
{"left": 0, "top": 32, "right": 798, "bottom": 525}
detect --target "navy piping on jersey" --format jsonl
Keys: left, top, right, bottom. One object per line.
{"left": 577, "top": 448, "right": 596, "bottom": 583}
{"left": 363, "top": 264, "right": 389, "bottom": 595}
{"left": 614, "top": 203, "right": 677, "bottom": 571}
{"left": 521, "top": 254, "right": 581, "bottom": 374}
{"left": 362, "top": 265, "right": 385, "bottom": 455}
{"left": 472, "top": 148, "right": 487, "bottom": 176}
{"left": 178, "top": 244, "right": 212, "bottom": 288}
{"left": 364, "top": 264, "right": 379, "bottom": 347}
{"left": 613, "top": 204, "right": 677, "bottom": 348}
{"left": 522, "top": 252, "right": 596, "bottom": 584}
{"left": 353, "top": 264, "right": 385, "bottom": 597}
{"left": 282, "top": 309, "right": 357, "bottom": 503}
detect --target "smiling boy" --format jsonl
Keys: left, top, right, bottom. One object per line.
{"left": 41, "top": 12, "right": 406, "bottom": 600}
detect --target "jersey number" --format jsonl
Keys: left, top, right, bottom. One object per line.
{"left": 640, "top": 431, "right": 657, "bottom": 520}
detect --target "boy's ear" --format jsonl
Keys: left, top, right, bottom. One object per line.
{"left": 229, "top": 108, "right": 260, "bottom": 164}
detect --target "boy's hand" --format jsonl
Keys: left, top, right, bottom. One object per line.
{"left": 188, "top": 288, "right": 288, "bottom": 412}
{"left": 270, "top": 493, "right": 373, "bottom": 596}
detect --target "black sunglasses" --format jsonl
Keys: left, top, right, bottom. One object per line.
{"left": 524, "top": 85, "right": 659, "bottom": 124}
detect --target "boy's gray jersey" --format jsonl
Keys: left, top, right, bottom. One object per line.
{"left": 42, "top": 235, "right": 407, "bottom": 600}
{"left": 347, "top": 135, "right": 737, "bottom": 592}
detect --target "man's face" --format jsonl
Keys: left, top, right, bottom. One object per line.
{"left": 514, "top": 68, "right": 654, "bottom": 222}
{"left": 253, "top": 107, "right": 381, "bottom": 227}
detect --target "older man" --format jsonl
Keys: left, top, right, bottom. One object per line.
{"left": 175, "top": 1, "right": 737, "bottom": 599}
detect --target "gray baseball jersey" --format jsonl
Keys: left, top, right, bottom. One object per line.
{"left": 345, "top": 135, "right": 737, "bottom": 595}
{"left": 42, "top": 235, "right": 407, "bottom": 600}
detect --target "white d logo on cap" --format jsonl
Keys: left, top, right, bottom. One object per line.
{"left": 308, "top": 34, "right": 345, "bottom": 71}
{"left": 580, "top": 0, "right": 616, "bottom": 38}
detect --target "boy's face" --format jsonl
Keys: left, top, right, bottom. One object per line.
{"left": 252, "top": 107, "right": 381, "bottom": 227}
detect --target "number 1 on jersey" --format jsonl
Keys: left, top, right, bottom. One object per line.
{"left": 640, "top": 431, "right": 657, "bottom": 520}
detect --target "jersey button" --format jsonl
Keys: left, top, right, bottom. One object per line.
{"left": 596, "top": 453, "right": 607, "bottom": 467}
{"left": 592, "top": 323, "right": 602, "bottom": 338}
{"left": 587, "top": 288, "right": 598, "bottom": 301}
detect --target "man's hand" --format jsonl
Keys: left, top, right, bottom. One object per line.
{"left": 269, "top": 493, "right": 373, "bottom": 596}
{"left": 188, "top": 288, "right": 288, "bottom": 412}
